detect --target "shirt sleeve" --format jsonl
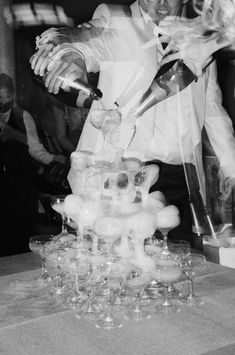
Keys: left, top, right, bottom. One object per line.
{"left": 204, "top": 62, "right": 235, "bottom": 179}
{"left": 23, "top": 111, "right": 55, "bottom": 165}
{"left": 71, "top": 28, "right": 117, "bottom": 73}
{"left": 51, "top": 4, "right": 118, "bottom": 72}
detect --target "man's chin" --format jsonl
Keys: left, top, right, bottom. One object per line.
{"left": 150, "top": 11, "right": 169, "bottom": 24}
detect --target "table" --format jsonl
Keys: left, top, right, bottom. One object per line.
{"left": 0, "top": 253, "right": 235, "bottom": 355}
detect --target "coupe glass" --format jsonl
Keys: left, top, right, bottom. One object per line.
{"left": 108, "top": 260, "right": 133, "bottom": 310}
{"left": 144, "top": 238, "right": 165, "bottom": 299}
{"left": 95, "top": 256, "right": 123, "bottom": 330}
{"left": 166, "top": 240, "right": 191, "bottom": 298}
{"left": 155, "top": 207, "right": 180, "bottom": 255}
{"left": 90, "top": 109, "right": 121, "bottom": 147}
{"left": 94, "top": 216, "right": 123, "bottom": 260}
{"left": 167, "top": 240, "right": 191, "bottom": 258}
{"left": 181, "top": 253, "right": 206, "bottom": 306}
{"left": 124, "top": 269, "right": 151, "bottom": 321}
{"left": 76, "top": 255, "right": 104, "bottom": 320}
{"left": 50, "top": 195, "right": 68, "bottom": 236}
{"left": 50, "top": 248, "right": 69, "bottom": 296}
{"left": 153, "top": 253, "right": 182, "bottom": 315}
{"left": 29, "top": 234, "right": 53, "bottom": 281}
{"left": 62, "top": 262, "right": 88, "bottom": 310}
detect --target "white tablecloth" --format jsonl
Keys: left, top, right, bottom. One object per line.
{"left": 0, "top": 253, "right": 235, "bottom": 355}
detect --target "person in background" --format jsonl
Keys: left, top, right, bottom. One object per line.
{"left": 0, "top": 73, "right": 69, "bottom": 194}
{"left": 52, "top": 102, "right": 88, "bottom": 155}
{"left": 0, "top": 73, "right": 67, "bottom": 169}
{"left": 30, "top": 0, "right": 235, "bottom": 249}
{"left": 0, "top": 73, "right": 38, "bottom": 256}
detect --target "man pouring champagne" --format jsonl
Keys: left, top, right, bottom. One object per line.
{"left": 30, "top": 0, "right": 235, "bottom": 248}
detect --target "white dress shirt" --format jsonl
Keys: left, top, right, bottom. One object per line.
{"left": 62, "top": 2, "right": 235, "bottom": 189}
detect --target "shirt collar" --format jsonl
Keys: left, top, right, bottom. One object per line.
{"left": 139, "top": 5, "right": 178, "bottom": 37}
{"left": 139, "top": 6, "right": 152, "bottom": 25}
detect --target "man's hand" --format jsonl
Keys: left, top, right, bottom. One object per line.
{"left": 30, "top": 43, "right": 87, "bottom": 95}
{"left": 30, "top": 27, "right": 65, "bottom": 76}
{"left": 30, "top": 43, "right": 55, "bottom": 77}
{"left": 52, "top": 155, "right": 68, "bottom": 164}
{"left": 218, "top": 170, "right": 235, "bottom": 203}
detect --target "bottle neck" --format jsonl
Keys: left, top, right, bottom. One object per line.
{"left": 133, "top": 60, "right": 196, "bottom": 119}
{"left": 33, "top": 74, "right": 102, "bottom": 108}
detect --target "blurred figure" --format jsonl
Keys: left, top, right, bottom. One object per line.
{"left": 0, "top": 73, "right": 38, "bottom": 255}
{"left": 0, "top": 73, "right": 67, "bottom": 168}
{"left": 0, "top": 73, "right": 69, "bottom": 255}
{"left": 52, "top": 103, "right": 88, "bottom": 156}
{"left": 0, "top": 73, "right": 69, "bottom": 195}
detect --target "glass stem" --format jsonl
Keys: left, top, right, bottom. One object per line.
{"left": 119, "top": 279, "right": 126, "bottom": 297}
{"left": 61, "top": 214, "right": 67, "bottom": 234}
{"left": 134, "top": 291, "right": 141, "bottom": 313}
{"left": 163, "top": 233, "right": 168, "bottom": 249}
{"left": 75, "top": 273, "right": 80, "bottom": 294}
{"left": 188, "top": 278, "right": 195, "bottom": 299}
{"left": 41, "top": 255, "right": 46, "bottom": 275}
{"left": 162, "top": 286, "right": 171, "bottom": 307}
{"left": 104, "top": 291, "right": 114, "bottom": 322}
{"left": 86, "top": 288, "right": 94, "bottom": 312}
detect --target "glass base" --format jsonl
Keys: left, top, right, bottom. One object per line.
{"left": 185, "top": 296, "right": 204, "bottom": 307}
{"left": 83, "top": 303, "right": 102, "bottom": 320}
{"left": 50, "top": 276, "right": 65, "bottom": 296}
{"left": 167, "top": 286, "right": 179, "bottom": 299}
{"left": 153, "top": 302, "right": 180, "bottom": 315}
{"left": 95, "top": 314, "right": 123, "bottom": 329}
{"left": 113, "top": 294, "right": 133, "bottom": 306}
{"left": 63, "top": 293, "right": 85, "bottom": 309}
{"left": 124, "top": 308, "right": 151, "bottom": 321}
{"left": 76, "top": 300, "right": 101, "bottom": 320}
{"left": 145, "top": 281, "right": 165, "bottom": 299}
{"left": 39, "top": 271, "right": 51, "bottom": 282}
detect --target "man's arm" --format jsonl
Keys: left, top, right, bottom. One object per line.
{"left": 30, "top": 4, "right": 111, "bottom": 78}
{"left": 23, "top": 111, "right": 67, "bottom": 165}
{"left": 30, "top": 4, "right": 119, "bottom": 96}
{"left": 204, "top": 62, "right": 235, "bottom": 199}
{"left": 204, "top": 63, "right": 235, "bottom": 177}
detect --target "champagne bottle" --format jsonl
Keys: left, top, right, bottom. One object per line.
{"left": 132, "top": 59, "right": 196, "bottom": 119}
{"left": 131, "top": 43, "right": 235, "bottom": 119}
{"left": 33, "top": 74, "right": 103, "bottom": 109}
